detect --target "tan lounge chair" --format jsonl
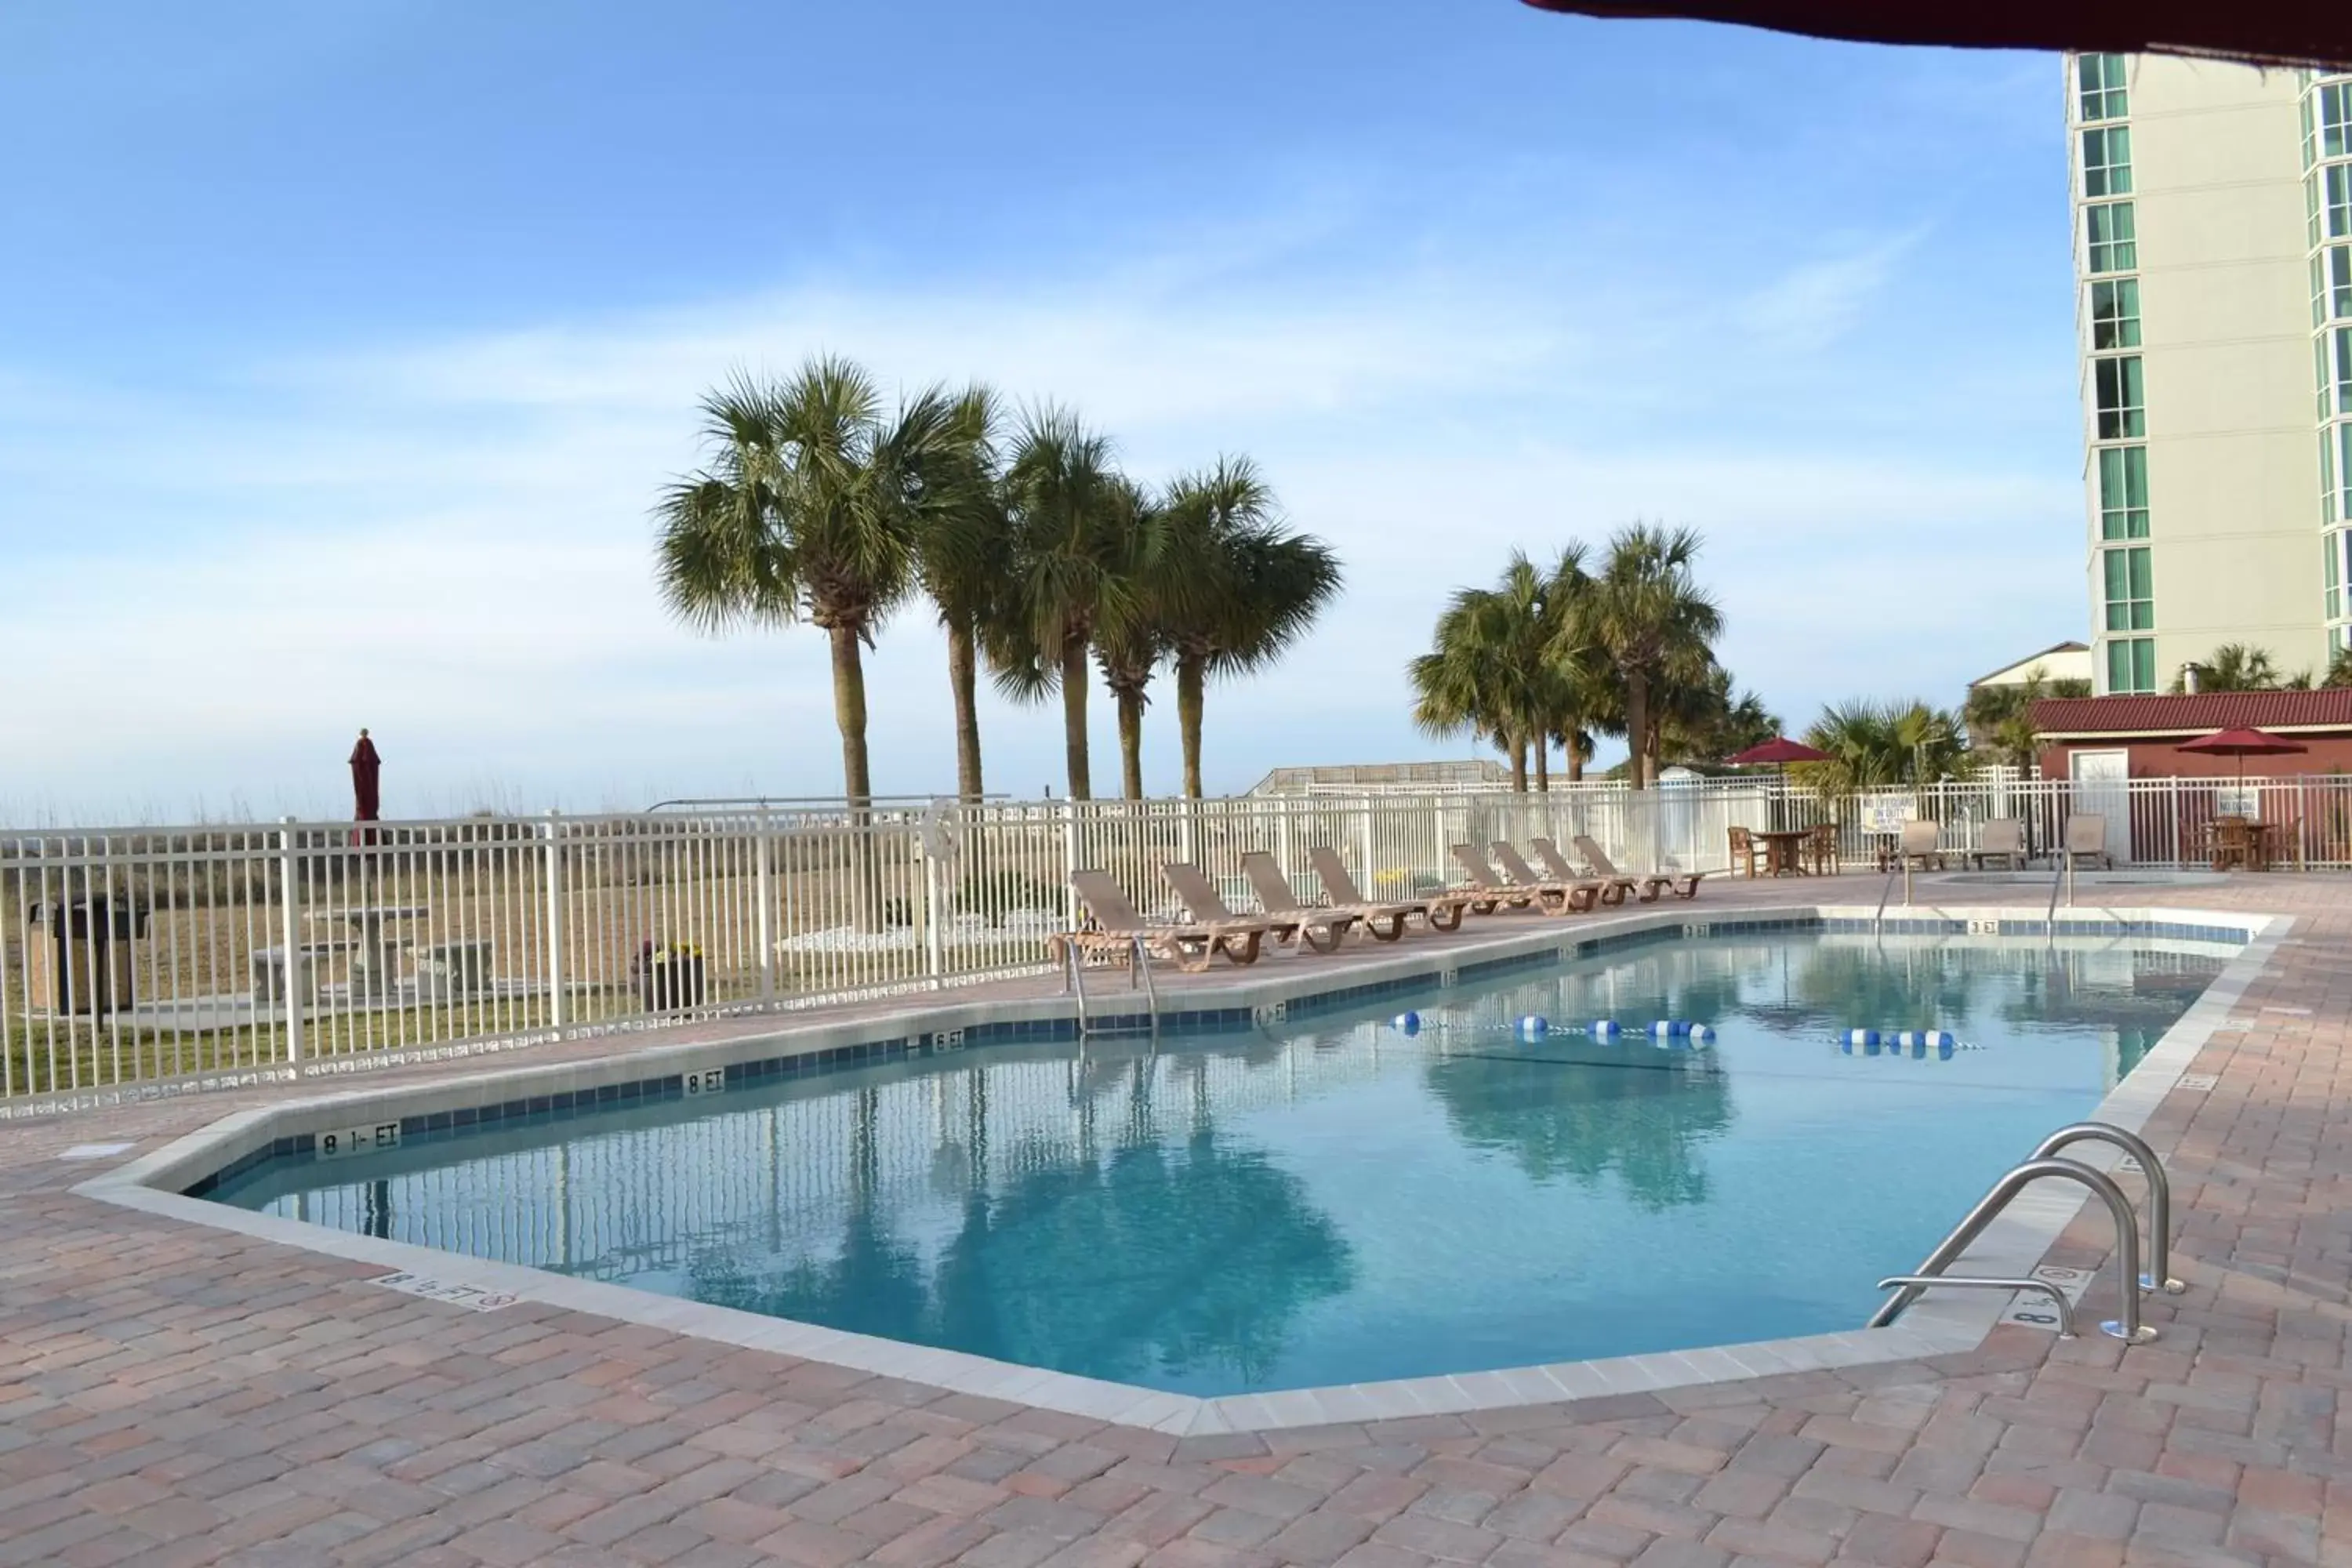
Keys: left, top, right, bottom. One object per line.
{"left": 1163, "top": 861, "right": 1355, "bottom": 953}
{"left": 1240, "top": 851, "right": 1414, "bottom": 942}
{"left": 1572, "top": 834, "right": 1704, "bottom": 901}
{"left": 1526, "top": 838, "right": 1636, "bottom": 906}
{"left": 1495, "top": 841, "right": 1614, "bottom": 909}
{"left": 1450, "top": 844, "right": 1593, "bottom": 914}
{"left": 1969, "top": 819, "right": 2030, "bottom": 870}
{"left": 2063, "top": 814, "right": 2114, "bottom": 869}
{"left": 1307, "top": 846, "right": 1475, "bottom": 932}
{"left": 1058, "top": 869, "right": 1273, "bottom": 975}
{"left": 1896, "top": 819, "right": 1947, "bottom": 871}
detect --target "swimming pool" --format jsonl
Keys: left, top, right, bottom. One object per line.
{"left": 201, "top": 924, "right": 2237, "bottom": 1396}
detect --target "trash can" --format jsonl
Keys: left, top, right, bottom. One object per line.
{"left": 632, "top": 942, "right": 706, "bottom": 1011}
{"left": 24, "top": 898, "right": 145, "bottom": 1017}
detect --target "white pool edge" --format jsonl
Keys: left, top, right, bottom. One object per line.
{"left": 75, "top": 900, "right": 2285, "bottom": 1436}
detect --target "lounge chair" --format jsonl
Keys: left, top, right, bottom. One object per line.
{"left": 1307, "top": 846, "right": 1476, "bottom": 932}
{"left": 1897, "top": 819, "right": 1947, "bottom": 871}
{"left": 1522, "top": 839, "right": 1632, "bottom": 907}
{"left": 1571, "top": 834, "right": 1704, "bottom": 901}
{"left": 1969, "top": 819, "right": 2030, "bottom": 870}
{"left": 1163, "top": 861, "right": 1355, "bottom": 953}
{"left": 1240, "top": 851, "right": 1414, "bottom": 942}
{"left": 1450, "top": 844, "right": 1594, "bottom": 915}
{"left": 2063, "top": 814, "right": 2114, "bottom": 869}
{"left": 1058, "top": 869, "right": 1274, "bottom": 975}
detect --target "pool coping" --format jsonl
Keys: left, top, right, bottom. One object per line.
{"left": 74, "top": 899, "right": 2288, "bottom": 1437}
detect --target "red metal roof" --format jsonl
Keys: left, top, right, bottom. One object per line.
{"left": 2031, "top": 691, "right": 2352, "bottom": 738}
{"left": 1519, "top": 2, "right": 2352, "bottom": 69}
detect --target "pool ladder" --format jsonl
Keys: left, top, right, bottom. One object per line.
{"left": 1871, "top": 1121, "right": 2183, "bottom": 1343}
{"left": 1061, "top": 934, "right": 1160, "bottom": 1039}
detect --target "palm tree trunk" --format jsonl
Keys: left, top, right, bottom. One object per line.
{"left": 829, "top": 622, "right": 882, "bottom": 928}
{"left": 1176, "top": 655, "right": 1207, "bottom": 800}
{"left": 947, "top": 620, "right": 983, "bottom": 804}
{"left": 1624, "top": 672, "right": 1650, "bottom": 791}
{"left": 1510, "top": 738, "right": 1528, "bottom": 793}
{"left": 1059, "top": 635, "right": 1092, "bottom": 801}
{"left": 1534, "top": 739, "right": 1550, "bottom": 793}
{"left": 1566, "top": 731, "right": 1584, "bottom": 784}
{"left": 1116, "top": 687, "right": 1145, "bottom": 800}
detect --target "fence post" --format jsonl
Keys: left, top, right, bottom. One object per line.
{"left": 543, "top": 812, "right": 566, "bottom": 1030}
{"left": 755, "top": 808, "right": 776, "bottom": 1000}
{"left": 278, "top": 818, "right": 305, "bottom": 1072}
{"left": 1360, "top": 802, "right": 1376, "bottom": 891}
{"left": 922, "top": 819, "right": 946, "bottom": 987}
{"left": 1062, "top": 802, "right": 1080, "bottom": 931}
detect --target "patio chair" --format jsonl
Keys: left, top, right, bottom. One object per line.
{"left": 1968, "top": 819, "right": 2029, "bottom": 871}
{"left": 2063, "top": 814, "right": 2114, "bottom": 869}
{"left": 1726, "top": 825, "right": 1760, "bottom": 878}
{"left": 1240, "top": 851, "right": 1415, "bottom": 942}
{"left": 1898, "top": 819, "right": 1947, "bottom": 871}
{"left": 1307, "top": 846, "right": 1477, "bottom": 932}
{"left": 1804, "top": 822, "right": 1839, "bottom": 874}
{"left": 1163, "top": 861, "right": 1355, "bottom": 953}
{"left": 1057, "top": 869, "right": 1275, "bottom": 975}
{"left": 1526, "top": 838, "right": 1634, "bottom": 906}
{"left": 1572, "top": 834, "right": 1704, "bottom": 901}
{"left": 1450, "top": 844, "right": 1591, "bottom": 915}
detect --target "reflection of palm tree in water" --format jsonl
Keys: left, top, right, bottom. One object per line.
{"left": 1425, "top": 1045, "right": 1733, "bottom": 1210}
{"left": 686, "top": 1065, "right": 1352, "bottom": 1391}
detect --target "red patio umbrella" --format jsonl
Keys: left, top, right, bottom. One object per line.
{"left": 2176, "top": 726, "right": 2307, "bottom": 790}
{"left": 1728, "top": 737, "right": 1830, "bottom": 829}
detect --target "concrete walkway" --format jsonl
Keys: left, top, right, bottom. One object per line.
{"left": 2, "top": 873, "right": 2347, "bottom": 1567}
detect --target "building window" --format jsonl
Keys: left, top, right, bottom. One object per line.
{"left": 2085, "top": 201, "right": 2136, "bottom": 274}
{"left": 2317, "top": 247, "right": 2352, "bottom": 326}
{"left": 2096, "top": 445, "right": 2150, "bottom": 539}
{"left": 2329, "top": 530, "right": 2343, "bottom": 622}
{"left": 2089, "top": 278, "right": 2140, "bottom": 349}
{"left": 2332, "top": 424, "right": 2352, "bottom": 524}
{"left": 2103, "top": 545, "right": 2153, "bottom": 632}
{"left": 2082, "top": 127, "right": 2132, "bottom": 198}
{"left": 2328, "top": 165, "right": 2352, "bottom": 242}
{"left": 2323, "top": 327, "right": 2352, "bottom": 419}
{"left": 2321, "top": 82, "right": 2352, "bottom": 162}
{"left": 2094, "top": 355, "right": 2146, "bottom": 439}
{"left": 2077, "top": 53, "right": 2129, "bottom": 122}
{"left": 2105, "top": 637, "right": 2156, "bottom": 694}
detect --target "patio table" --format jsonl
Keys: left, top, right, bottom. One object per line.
{"left": 307, "top": 905, "right": 430, "bottom": 997}
{"left": 1753, "top": 829, "right": 1813, "bottom": 877}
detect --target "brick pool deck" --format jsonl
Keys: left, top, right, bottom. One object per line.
{"left": 2, "top": 873, "right": 2347, "bottom": 1567}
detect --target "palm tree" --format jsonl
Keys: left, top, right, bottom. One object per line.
{"left": 1574, "top": 525, "right": 1723, "bottom": 789}
{"left": 655, "top": 357, "right": 964, "bottom": 809}
{"left": 994, "top": 408, "right": 1132, "bottom": 801}
{"left": 1962, "top": 670, "right": 2089, "bottom": 771}
{"left": 1087, "top": 478, "right": 1167, "bottom": 800}
{"left": 911, "top": 386, "right": 1007, "bottom": 803}
{"left": 1159, "top": 459, "right": 1343, "bottom": 800}
{"left": 1793, "top": 699, "right": 1965, "bottom": 797}
{"left": 1410, "top": 557, "right": 1555, "bottom": 789}
{"left": 2173, "top": 642, "right": 2307, "bottom": 692}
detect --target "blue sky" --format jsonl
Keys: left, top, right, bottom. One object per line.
{"left": 0, "top": 2, "right": 2079, "bottom": 821}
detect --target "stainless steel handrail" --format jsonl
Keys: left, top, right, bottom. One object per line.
{"left": 2031, "top": 1122, "right": 2183, "bottom": 1294}
{"left": 1062, "top": 935, "right": 1158, "bottom": 1039}
{"left": 1875, "top": 1274, "right": 2078, "bottom": 1337}
{"left": 1869, "top": 1155, "right": 2158, "bottom": 1342}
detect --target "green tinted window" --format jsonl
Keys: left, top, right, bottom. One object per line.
{"left": 2321, "top": 247, "right": 2352, "bottom": 325}
{"left": 2082, "top": 128, "right": 2132, "bottom": 197}
{"left": 2328, "top": 531, "right": 2343, "bottom": 622}
{"left": 2090, "top": 278, "right": 2140, "bottom": 349}
{"left": 2105, "top": 637, "right": 2156, "bottom": 694}
{"left": 2322, "top": 82, "right": 2352, "bottom": 160}
{"left": 2095, "top": 357, "right": 2145, "bottom": 440}
{"left": 2077, "top": 54, "right": 2129, "bottom": 122}
{"left": 2085, "top": 202, "right": 2136, "bottom": 274}
{"left": 2102, "top": 546, "right": 2153, "bottom": 632}
{"left": 2097, "top": 445, "right": 2149, "bottom": 539}
{"left": 2329, "top": 165, "right": 2352, "bottom": 241}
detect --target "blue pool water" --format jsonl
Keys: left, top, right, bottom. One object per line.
{"left": 210, "top": 931, "right": 2230, "bottom": 1395}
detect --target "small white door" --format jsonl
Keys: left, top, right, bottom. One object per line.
{"left": 2069, "top": 749, "right": 2131, "bottom": 863}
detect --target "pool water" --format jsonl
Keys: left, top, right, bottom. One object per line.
{"left": 211, "top": 931, "right": 2230, "bottom": 1396}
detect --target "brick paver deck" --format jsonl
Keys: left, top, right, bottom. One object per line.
{"left": 3, "top": 874, "right": 2347, "bottom": 1566}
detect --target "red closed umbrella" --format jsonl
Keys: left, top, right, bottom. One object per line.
{"left": 350, "top": 728, "right": 383, "bottom": 822}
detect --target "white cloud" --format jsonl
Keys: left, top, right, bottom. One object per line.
{"left": 0, "top": 219, "right": 2081, "bottom": 822}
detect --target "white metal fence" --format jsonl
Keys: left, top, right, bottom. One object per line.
{"left": 2, "top": 772, "right": 2338, "bottom": 1103}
